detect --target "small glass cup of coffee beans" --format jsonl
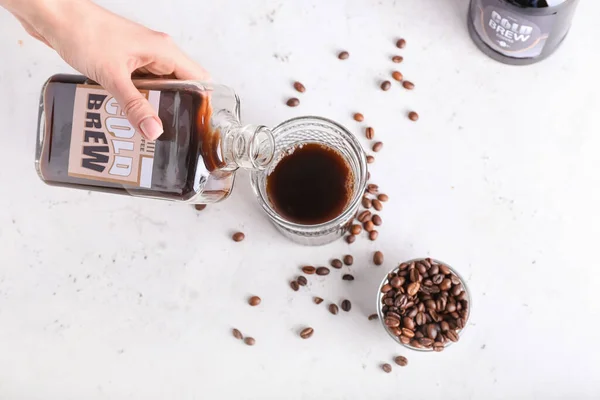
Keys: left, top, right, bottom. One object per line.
{"left": 376, "top": 258, "right": 471, "bottom": 352}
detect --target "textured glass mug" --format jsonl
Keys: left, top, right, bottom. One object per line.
{"left": 251, "top": 116, "right": 368, "bottom": 246}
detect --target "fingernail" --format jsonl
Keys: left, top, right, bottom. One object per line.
{"left": 140, "top": 117, "right": 163, "bottom": 140}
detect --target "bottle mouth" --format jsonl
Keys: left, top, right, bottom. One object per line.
{"left": 248, "top": 126, "right": 275, "bottom": 170}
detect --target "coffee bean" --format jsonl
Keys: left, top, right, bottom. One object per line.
{"left": 391, "top": 276, "right": 404, "bottom": 288}
{"left": 408, "top": 111, "right": 419, "bottom": 122}
{"left": 367, "top": 184, "right": 379, "bottom": 194}
{"left": 331, "top": 259, "right": 343, "bottom": 269}
{"left": 394, "top": 294, "right": 408, "bottom": 309}
{"left": 338, "top": 51, "right": 350, "bottom": 60}
{"left": 314, "top": 297, "right": 324, "bottom": 305}
{"left": 394, "top": 355, "right": 408, "bottom": 366}
{"left": 429, "top": 264, "right": 439, "bottom": 275}
{"left": 286, "top": 98, "right": 300, "bottom": 107}
{"left": 358, "top": 210, "right": 372, "bottom": 222}
{"left": 367, "top": 155, "right": 375, "bottom": 164}
{"left": 194, "top": 204, "right": 207, "bottom": 211}
{"left": 415, "top": 331, "right": 424, "bottom": 339}
{"left": 364, "top": 220, "right": 375, "bottom": 232}
{"left": 439, "top": 264, "right": 451, "bottom": 275}
{"left": 329, "top": 304, "right": 339, "bottom": 315}
{"left": 446, "top": 330, "right": 459, "bottom": 342}
{"left": 381, "top": 81, "right": 391, "bottom": 91}
{"left": 300, "top": 327, "right": 314, "bottom": 339}
{"left": 343, "top": 255, "right": 354, "bottom": 266}
{"left": 244, "top": 337, "right": 256, "bottom": 346}
{"left": 366, "top": 127, "right": 375, "bottom": 139}
{"left": 457, "top": 318, "right": 466, "bottom": 329}
{"left": 232, "top": 328, "right": 243, "bottom": 340}
{"left": 401, "top": 328, "right": 415, "bottom": 338}
{"left": 346, "top": 235, "right": 356, "bottom": 244}
{"left": 402, "top": 317, "right": 415, "bottom": 330}
{"left": 446, "top": 302, "right": 457, "bottom": 313}
{"left": 343, "top": 274, "right": 355, "bottom": 281}
{"left": 353, "top": 112, "right": 364, "bottom": 122}
{"left": 293, "top": 81, "right": 306, "bottom": 93}
{"left": 452, "top": 284, "right": 464, "bottom": 296}
{"left": 391, "top": 71, "right": 403, "bottom": 82}
{"left": 391, "top": 327, "right": 402, "bottom": 336}
{"left": 419, "top": 338, "right": 434, "bottom": 347}
{"left": 302, "top": 266, "right": 316, "bottom": 275}
{"left": 382, "top": 363, "right": 392, "bottom": 373}
{"left": 372, "top": 199, "right": 383, "bottom": 211}
{"left": 341, "top": 299, "right": 352, "bottom": 312}
{"left": 399, "top": 263, "right": 410, "bottom": 271}
{"left": 418, "top": 303, "right": 425, "bottom": 312}
{"left": 297, "top": 276, "right": 308, "bottom": 286}
{"left": 392, "top": 55, "right": 404, "bottom": 63}
{"left": 416, "top": 312, "right": 426, "bottom": 326}
{"left": 377, "top": 194, "right": 389, "bottom": 202}
{"left": 396, "top": 38, "right": 407, "bottom": 48}
{"left": 316, "top": 267, "right": 330, "bottom": 276}
{"left": 399, "top": 335, "right": 411, "bottom": 344}
{"left": 417, "top": 263, "right": 427, "bottom": 275}
{"left": 350, "top": 224, "right": 362, "bottom": 235}
{"left": 409, "top": 269, "right": 420, "bottom": 283}
{"left": 386, "top": 311, "right": 402, "bottom": 321}
{"left": 407, "top": 307, "right": 418, "bottom": 318}
{"left": 383, "top": 298, "right": 394, "bottom": 307}
{"left": 440, "top": 279, "right": 452, "bottom": 291}
{"left": 425, "top": 299, "right": 436, "bottom": 310}
{"left": 372, "top": 214, "right": 382, "bottom": 226}
{"left": 440, "top": 321, "right": 450, "bottom": 332}
{"left": 372, "top": 142, "right": 383, "bottom": 153}
{"left": 433, "top": 342, "right": 445, "bottom": 352}
{"left": 248, "top": 296, "right": 261, "bottom": 306}
{"left": 432, "top": 274, "right": 444, "bottom": 285}
{"left": 436, "top": 332, "right": 446, "bottom": 344}
{"left": 385, "top": 317, "right": 400, "bottom": 328}
{"left": 290, "top": 281, "right": 299, "bottom": 291}
{"left": 374, "top": 251, "right": 384, "bottom": 266}
{"left": 368, "top": 313, "right": 379, "bottom": 321}
{"left": 362, "top": 197, "right": 372, "bottom": 209}
{"left": 402, "top": 81, "right": 415, "bottom": 90}
{"left": 381, "top": 284, "right": 392, "bottom": 293}
{"left": 369, "top": 230, "right": 379, "bottom": 241}
{"left": 427, "top": 324, "right": 438, "bottom": 340}
{"left": 232, "top": 232, "right": 245, "bottom": 242}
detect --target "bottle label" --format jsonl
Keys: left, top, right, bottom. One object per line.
{"left": 67, "top": 85, "right": 160, "bottom": 188}
{"left": 471, "top": 0, "right": 555, "bottom": 58}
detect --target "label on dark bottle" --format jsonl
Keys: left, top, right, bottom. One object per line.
{"left": 471, "top": 0, "right": 556, "bottom": 58}
{"left": 67, "top": 85, "right": 160, "bottom": 188}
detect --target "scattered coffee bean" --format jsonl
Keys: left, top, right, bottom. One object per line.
{"left": 392, "top": 55, "right": 404, "bottom": 63}
{"left": 403, "top": 81, "right": 415, "bottom": 90}
{"left": 314, "top": 297, "right": 324, "bottom": 305}
{"left": 396, "top": 38, "right": 407, "bottom": 49}
{"left": 382, "top": 363, "right": 392, "bottom": 373}
{"left": 341, "top": 299, "right": 352, "bottom": 312}
{"left": 297, "top": 276, "right": 308, "bottom": 286}
{"left": 248, "top": 296, "right": 261, "bottom": 306}
{"left": 343, "top": 274, "right": 355, "bottom": 281}
{"left": 293, "top": 81, "right": 306, "bottom": 93}
{"left": 329, "top": 303, "right": 339, "bottom": 315}
{"left": 372, "top": 199, "right": 383, "bottom": 211}
{"left": 232, "top": 328, "right": 243, "bottom": 340}
{"left": 353, "top": 113, "right": 364, "bottom": 122}
{"left": 369, "top": 230, "right": 379, "bottom": 241}
{"left": 367, "top": 155, "right": 375, "bottom": 164}
{"left": 372, "top": 214, "right": 382, "bottom": 226}
{"left": 286, "top": 98, "right": 300, "bottom": 107}
{"left": 290, "top": 281, "right": 299, "bottom": 291}
{"left": 368, "top": 313, "right": 379, "bottom": 321}
{"left": 392, "top": 71, "right": 403, "bottom": 81}
{"left": 194, "top": 204, "right": 207, "bottom": 211}
{"left": 372, "top": 142, "right": 383, "bottom": 152}
{"left": 338, "top": 51, "right": 350, "bottom": 60}
{"left": 362, "top": 197, "right": 372, "bottom": 209}
{"left": 244, "top": 337, "right": 255, "bottom": 346}
{"left": 343, "top": 255, "right": 354, "bottom": 266}
{"left": 408, "top": 111, "right": 419, "bottom": 121}
{"left": 381, "top": 80, "right": 391, "bottom": 91}
{"left": 232, "top": 232, "right": 245, "bottom": 242}
{"left": 300, "top": 327, "right": 314, "bottom": 339}
{"left": 374, "top": 251, "right": 384, "bottom": 266}
{"left": 331, "top": 259, "right": 343, "bottom": 269}
{"left": 351, "top": 224, "right": 362, "bottom": 235}
{"left": 316, "top": 267, "right": 330, "bottom": 276}
{"left": 377, "top": 194, "right": 389, "bottom": 202}
{"left": 394, "top": 356, "right": 408, "bottom": 367}
{"left": 364, "top": 221, "right": 374, "bottom": 231}
{"left": 358, "top": 210, "right": 372, "bottom": 222}
{"left": 346, "top": 235, "right": 356, "bottom": 244}
{"left": 302, "top": 266, "right": 316, "bottom": 275}
{"left": 366, "top": 127, "right": 375, "bottom": 140}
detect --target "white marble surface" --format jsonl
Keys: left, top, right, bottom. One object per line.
{"left": 1, "top": 0, "right": 599, "bottom": 399}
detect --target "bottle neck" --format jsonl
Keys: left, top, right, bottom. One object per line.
{"left": 221, "top": 119, "right": 275, "bottom": 171}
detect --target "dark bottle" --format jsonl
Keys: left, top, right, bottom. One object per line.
{"left": 35, "top": 75, "right": 274, "bottom": 203}
{"left": 468, "top": 0, "right": 580, "bottom": 65}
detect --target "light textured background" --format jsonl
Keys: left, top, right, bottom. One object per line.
{"left": 0, "top": 0, "right": 598, "bottom": 399}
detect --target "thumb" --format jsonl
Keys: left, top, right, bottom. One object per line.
{"left": 105, "top": 74, "right": 164, "bottom": 140}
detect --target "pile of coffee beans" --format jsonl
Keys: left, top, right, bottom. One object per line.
{"left": 379, "top": 258, "right": 469, "bottom": 351}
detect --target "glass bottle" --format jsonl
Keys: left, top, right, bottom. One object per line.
{"left": 35, "top": 75, "right": 275, "bottom": 203}
{"left": 468, "top": 0, "right": 580, "bottom": 65}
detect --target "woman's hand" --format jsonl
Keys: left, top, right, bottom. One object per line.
{"left": 2, "top": 0, "right": 209, "bottom": 140}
